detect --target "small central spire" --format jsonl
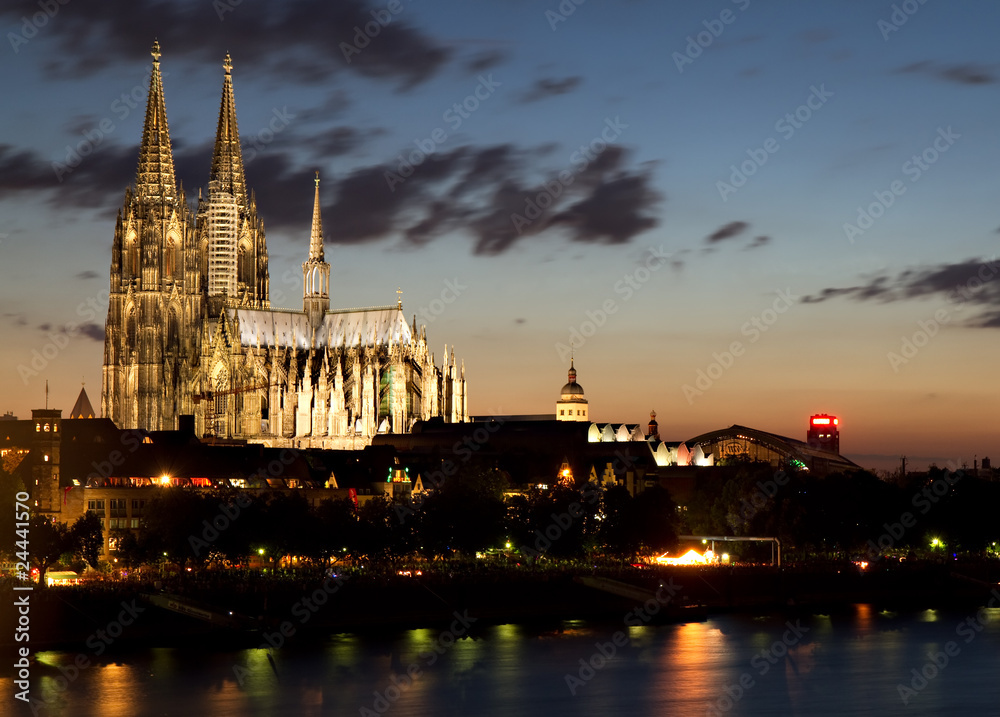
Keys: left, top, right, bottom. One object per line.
{"left": 309, "top": 171, "right": 324, "bottom": 261}
{"left": 223, "top": 51, "right": 232, "bottom": 74}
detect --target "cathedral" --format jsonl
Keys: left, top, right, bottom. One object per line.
{"left": 101, "top": 43, "right": 468, "bottom": 448}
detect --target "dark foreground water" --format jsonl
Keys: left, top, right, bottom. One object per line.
{"left": 7, "top": 604, "right": 1000, "bottom": 717}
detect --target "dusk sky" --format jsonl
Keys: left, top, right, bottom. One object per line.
{"left": 2, "top": 0, "right": 1000, "bottom": 470}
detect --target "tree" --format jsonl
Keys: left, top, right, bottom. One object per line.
{"left": 418, "top": 464, "right": 509, "bottom": 557}
{"left": 0, "top": 467, "right": 27, "bottom": 561}
{"left": 29, "top": 515, "right": 71, "bottom": 583}
{"left": 70, "top": 512, "right": 104, "bottom": 569}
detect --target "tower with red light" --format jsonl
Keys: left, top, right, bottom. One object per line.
{"left": 807, "top": 414, "right": 839, "bottom": 453}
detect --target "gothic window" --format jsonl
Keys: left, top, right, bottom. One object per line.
{"left": 166, "top": 311, "right": 179, "bottom": 350}
{"left": 126, "top": 312, "right": 137, "bottom": 346}
{"left": 164, "top": 236, "right": 178, "bottom": 279}
{"left": 126, "top": 233, "right": 138, "bottom": 277}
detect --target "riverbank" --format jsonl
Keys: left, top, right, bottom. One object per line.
{"left": 3, "top": 560, "right": 998, "bottom": 653}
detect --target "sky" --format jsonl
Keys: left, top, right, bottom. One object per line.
{"left": 2, "top": 0, "right": 1000, "bottom": 472}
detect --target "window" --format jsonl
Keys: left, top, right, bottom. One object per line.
{"left": 87, "top": 499, "right": 106, "bottom": 513}
{"left": 130, "top": 518, "right": 139, "bottom": 529}
{"left": 131, "top": 499, "right": 146, "bottom": 512}
{"left": 35, "top": 423, "right": 40, "bottom": 432}
{"left": 560, "top": 410, "right": 564, "bottom": 416}
{"left": 110, "top": 499, "right": 127, "bottom": 517}
{"left": 44, "top": 423, "right": 50, "bottom": 432}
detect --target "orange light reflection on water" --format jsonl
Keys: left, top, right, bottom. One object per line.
{"left": 653, "top": 622, "right": 731, "bottom": 706}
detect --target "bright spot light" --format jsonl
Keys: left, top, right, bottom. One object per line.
{"left": 656, "top": 549, "right": 711, "bottom": 566}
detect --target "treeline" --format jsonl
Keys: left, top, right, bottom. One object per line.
{"left": 684, "top": 463, "right": 1000, "bottom": 560}
{"left": 112, "top": 464, "right": 680, "bottom": 566}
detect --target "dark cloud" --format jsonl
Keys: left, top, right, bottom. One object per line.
{"left": 518, "top": 76, "right": 583, "bottom": 104}
{"left": 548, "top": 172, "right": 659, "bottom": 244}
{"left": 75, "top": 270, "right": 100, "bottom": 280}
{"left": 706, "top": 221, "right": 749, "bottom": 243}
{"left": 319, "top": 142, "right": 662, "bottom": 255}
{"left": 514, "top": 318, "right": 526, "bottom": 325}
{"left": 746, "top": 235, "right": 770, "bottom": 250}
{"left": 896, "top": 61, "right": 997, "bottom": 86}
{"left": 2, "top": 0, "right": 450, "bottom": 90}
{"left": 803, "top": 258, "right": 1000, "bottom": 327}
{"left": 312, "top": 126, "right": 386, "bottom": 159}
{"left": 294, "top": 91, "right": 353, "bottom": 125}
{"left": 466, "top": 50, "right": 507, "bottom": 73}
{"left": 77, "top": 323, "right": 106, "bottom": 342}
{"left": 37, "top": 323, "right": 52, "bottom": 332}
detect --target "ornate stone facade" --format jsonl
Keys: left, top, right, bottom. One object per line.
{"left": 102, "top": 43, "right": 468, "bottom": 447}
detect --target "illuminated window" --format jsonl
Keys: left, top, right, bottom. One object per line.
{"left": 35, "top": 423, "right": 40, "bottom": 432}
{"left": 130, "top": 518, "right": 139, "bottom": 529}
{"left": 53, "top": 424, "right": 57, "bottom": 432}
{"left": 44, "top": 423, "right": 50, "bottom": 432}
{"left": 44, "top": 455, "right": 49, "bottom": 462}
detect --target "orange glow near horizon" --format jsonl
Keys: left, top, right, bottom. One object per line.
{"left": 656, "top": 549, "right": 711, "bottom": 566}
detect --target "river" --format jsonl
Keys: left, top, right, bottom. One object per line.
{"left": 7, "top": 604, "right": 1000, "bottom": 716}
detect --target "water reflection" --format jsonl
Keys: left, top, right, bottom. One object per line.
{"left": 5, "top": 607, "right": 1000, "bottom": 716}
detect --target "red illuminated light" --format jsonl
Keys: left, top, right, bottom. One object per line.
{"left": 812, "top": 418, "right": 831, "bottom": 425}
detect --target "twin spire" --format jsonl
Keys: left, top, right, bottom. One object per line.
{"left": 135, "top": 40, "right": 176, "bottom": 203}
{"left": 134, "top": 42, "right": 328, "bottom": 292}
{"left": 136, "top": 43, "right": 247, "bottom": 209}
{"left": 209, "top": 51, "right": 247, "bottom": 206}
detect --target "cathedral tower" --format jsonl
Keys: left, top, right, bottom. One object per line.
{"left": 102, "top": 41, "right": 196, "bottom": 431}
{"left": 199, "top": 52, "right": 269, "bottom": 314}
{"left": 103, "top": 42, "right": 469, "bottom": 442}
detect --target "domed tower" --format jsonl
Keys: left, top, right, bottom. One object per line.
{"left": 647, "top": 409, "right": 659, "bottom": 441}
{"left": 556, "top": 359, "right": 588, "bottom": 421}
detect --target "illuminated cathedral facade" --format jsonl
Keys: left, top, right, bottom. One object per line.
{"left": 102, "top": 43, "right": 468, "bottom": 447}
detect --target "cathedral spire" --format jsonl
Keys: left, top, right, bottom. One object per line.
{"left": 303, "top": 173, "right": 330, "bottom": 331}
{"left": 135, "top": 40, "right": 177, "bottom": 203}
{"left": 209, "top": 51, "right": 246, "bottom": 206}
{"left": 309, "top": 171, "right": 324, "bottom": 261}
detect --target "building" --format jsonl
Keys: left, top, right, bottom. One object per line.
{"left": 806, "top": 413, "right": 840, "bottom": 453}
{"left": 3, "top": 405, "right": 423, "bottom": 557}
{"left": 555, "top": 359, "right": 588, "bottom": 421}
{"left": 674, "top": 424, "right": 857, "bottom": 474}
{"left": 101, "top": 43, "right": 468, "bottom": 448}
